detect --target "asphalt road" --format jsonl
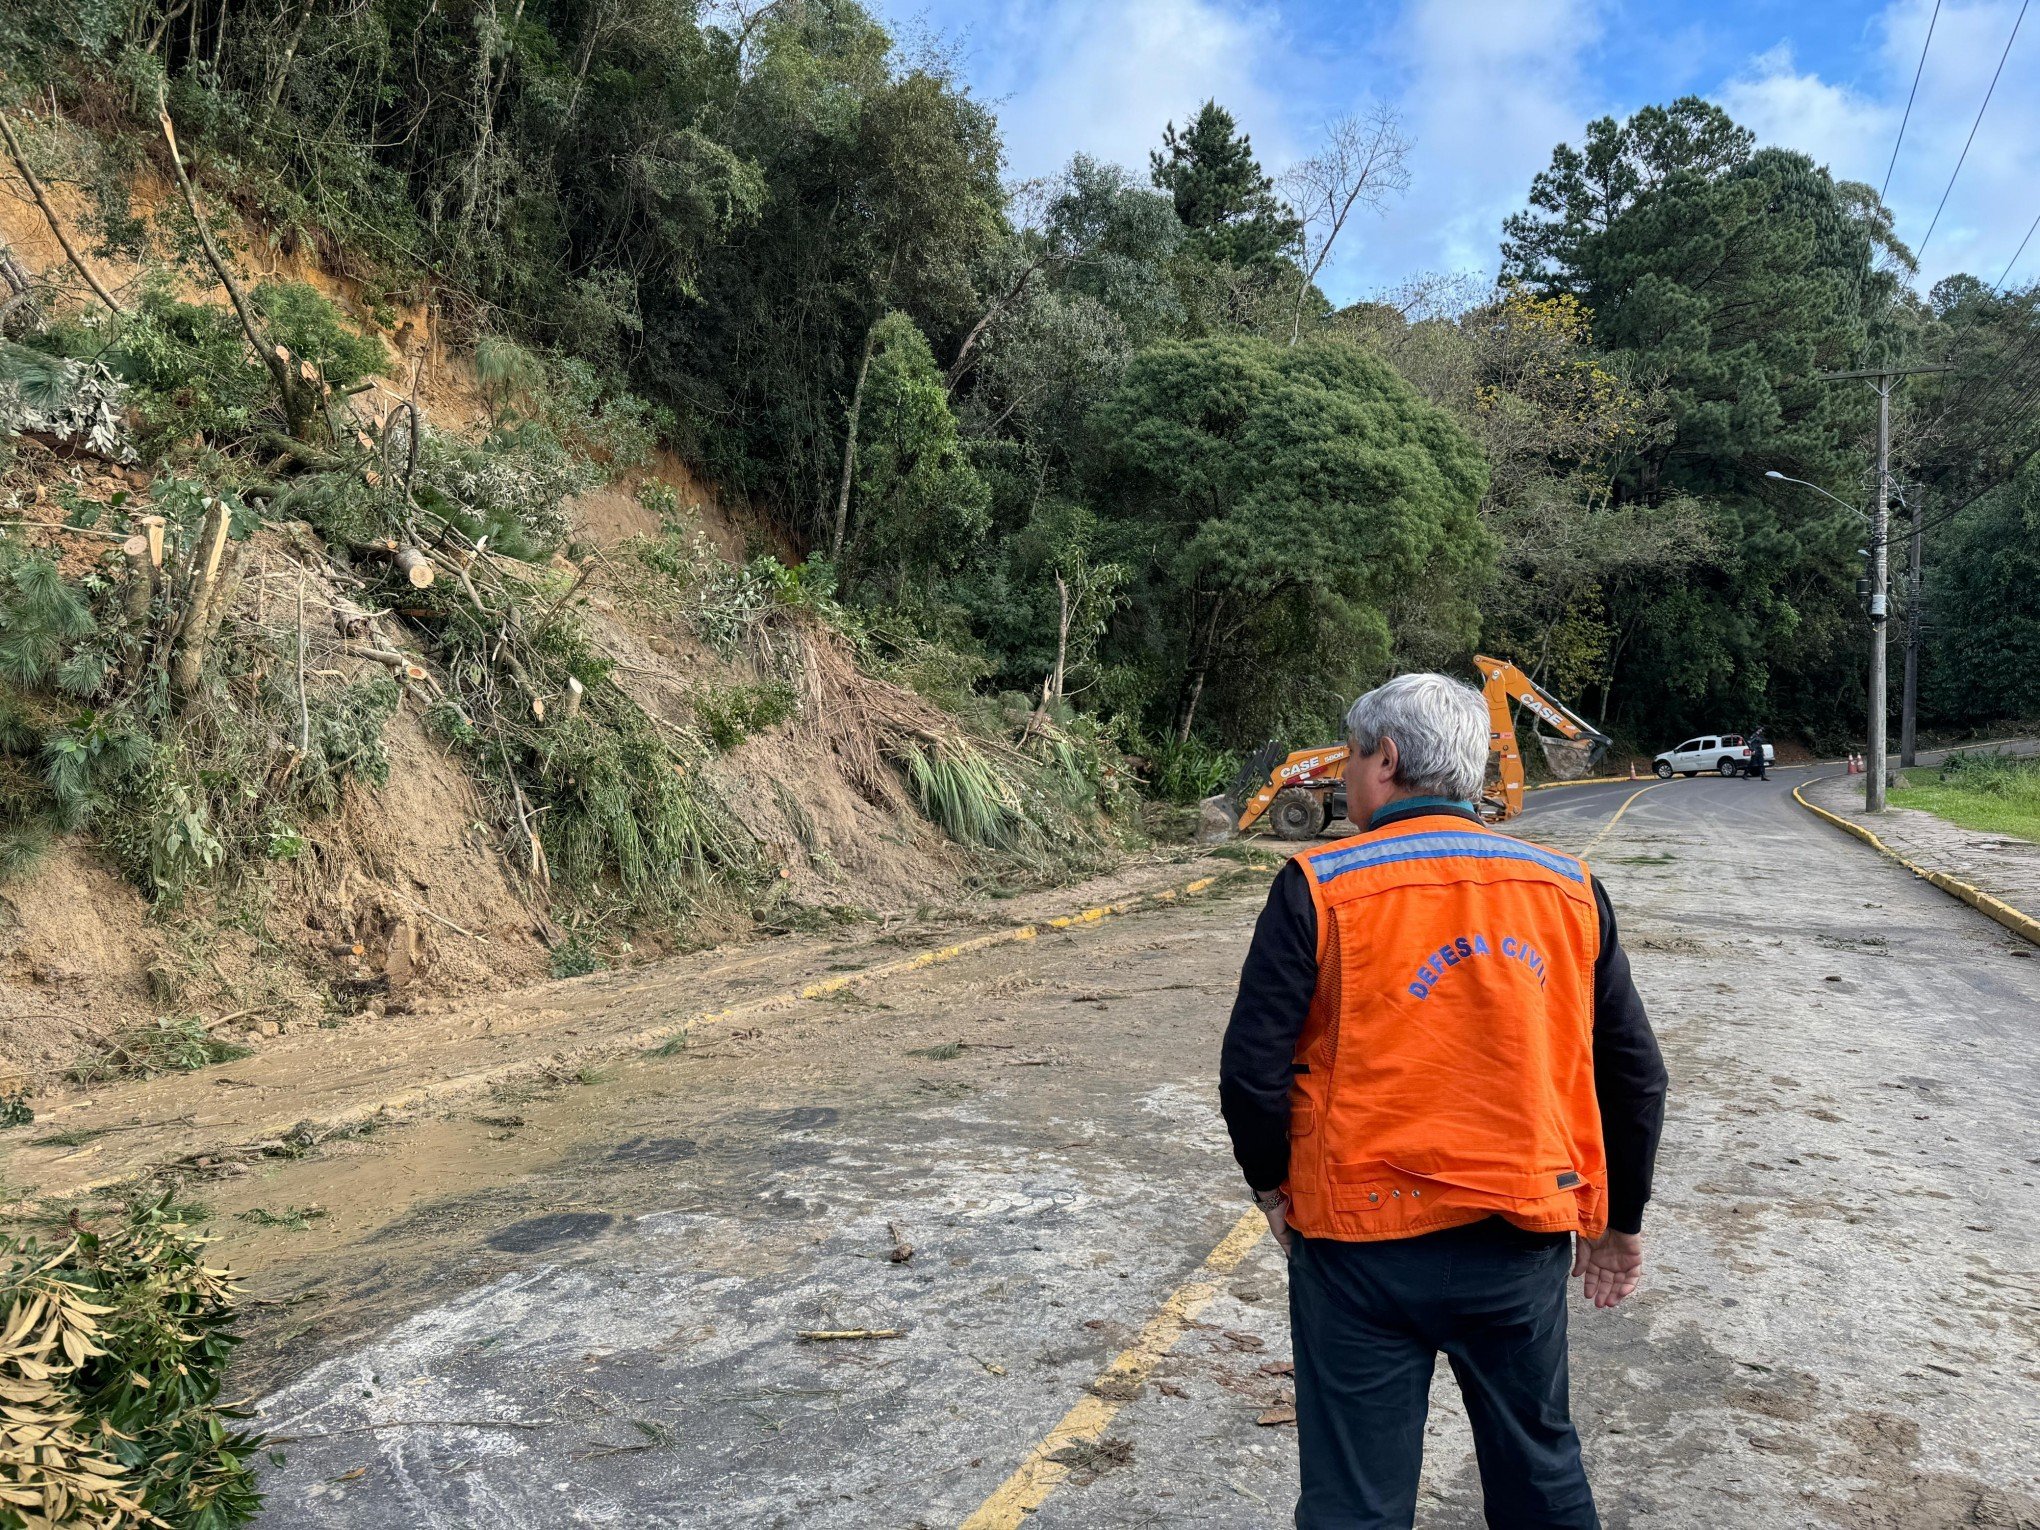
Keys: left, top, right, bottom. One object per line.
{"left": 238, "top": 766, "right": 2040, "bottom": 1528}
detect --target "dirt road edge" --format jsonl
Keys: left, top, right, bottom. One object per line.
{"left": 4, "top": 866, "right": 1265, "bottom": 1211}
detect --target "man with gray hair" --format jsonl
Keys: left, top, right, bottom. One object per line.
{"left": 1220, "top": 672, "right": 1666, "bottom": 1529}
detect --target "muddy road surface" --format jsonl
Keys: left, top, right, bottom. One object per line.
{"left": 218, "top": 768, "right": 2039, "bottom": 1527}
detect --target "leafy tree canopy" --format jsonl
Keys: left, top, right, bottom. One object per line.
{"left": 1090, "top": 336, "right": 1488, "bottom": 740}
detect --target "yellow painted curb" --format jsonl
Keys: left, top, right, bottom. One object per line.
{"left": 1527, "top": 773, "right": 1639, "bottom": 791}
{"left": 1792, "top": 780, "right": 2040, "bottom": 948}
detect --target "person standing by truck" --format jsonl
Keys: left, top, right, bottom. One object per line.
{"left": 1219, "top": 673, "right": 1668, "bottom": 1529}
{"left": 1745, "top": 725, "right": 1769, "bottom": 780}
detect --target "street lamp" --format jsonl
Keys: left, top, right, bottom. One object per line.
{"left": 1764, "top": 470, "right": 1869, "bottom": 523}
{"left": 1765, "top": 468, "right": 1887, "bottom": 810}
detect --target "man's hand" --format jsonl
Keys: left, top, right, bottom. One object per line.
{"left": 1572, "top": 1230, "right": 1643, "bottom": 1308}
{"left": 1255, "top": 1190, "right": 1293, "bottom": 1256}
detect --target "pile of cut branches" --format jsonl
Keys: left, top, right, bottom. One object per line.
{"left": 0, "top": 1197, "right": 264, "bottom": 1528}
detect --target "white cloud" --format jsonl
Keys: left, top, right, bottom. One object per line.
{"left": 1327, "top": 0, "right": 1607, "bottom": 295}
{"left": 1718, "top": 1, "right": 2040, "bottom": 288}
{"left": 900, "top": 0, "right": 1295, "bottom": 187}
{"left": 1717, "top": 42, "right": 1893, "bottom": 176}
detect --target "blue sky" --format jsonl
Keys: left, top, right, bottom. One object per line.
{"left": 868, "top": 0, "right": 2040, "bottom": 305}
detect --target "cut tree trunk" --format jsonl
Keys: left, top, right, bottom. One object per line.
{"left": 393, "top": 546, "right": 435, "bottom": 589}
{"left": 169, "top": 499, "right": 233, "bottom": 701}
{"left": 830, "top": 324, "right": 878, "bottom": 562}
{"left": 122, "top": 536, "right": 156, "bottom": 625}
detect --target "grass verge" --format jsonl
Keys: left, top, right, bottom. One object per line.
{"left": 1892, "top": 754, "right": 2040, "bottom": 843}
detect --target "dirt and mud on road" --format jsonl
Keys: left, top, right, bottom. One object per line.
{"left": 22, "top": 769, "right": 2040, "bottom": 1527}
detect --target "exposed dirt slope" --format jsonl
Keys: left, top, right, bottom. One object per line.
{"left": 0, "top": 146, "right": 1073, "bottom": 1094}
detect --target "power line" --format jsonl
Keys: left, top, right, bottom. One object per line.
{"left": 1916, "top": 0, "right": 2028, "bottom": 261}
{"left": 1882, "top": 0, "right": 1942, "bottom": 202}
{"left": 1991, "top": 208, "right": 2040, "bottom": 292}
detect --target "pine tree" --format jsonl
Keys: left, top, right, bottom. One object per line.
{"left": 1149, "top": 101, "right": 1299, "bottom": 266}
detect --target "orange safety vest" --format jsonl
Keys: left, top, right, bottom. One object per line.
{"left": 1284, "top": 812, "right": 1608, "bottom": 1242}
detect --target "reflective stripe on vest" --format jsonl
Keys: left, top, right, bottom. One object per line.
{"left": 1285, "top": 813, "right": 1608, "bottom": 1243}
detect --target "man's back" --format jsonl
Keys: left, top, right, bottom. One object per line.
{"left": 1217, "top": 672, "right": 1667, "bottom": 1530}
{"left": 1284, "top": 813, "right": 1609, "bottom": 1244}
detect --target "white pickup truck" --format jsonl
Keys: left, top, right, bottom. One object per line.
{"left": 1652, "top": 733, "right": 1774, "bottom": 778}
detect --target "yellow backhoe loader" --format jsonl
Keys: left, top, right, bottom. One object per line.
{"left": 1198, "top": 656, "right": 1613, "bottom": 841}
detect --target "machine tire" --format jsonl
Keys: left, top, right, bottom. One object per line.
{"left": 1717, "top": 757, "right": 1740, "bottom": 777}
{"left": 1654, "top": 761, "right": 1674, "bottom": 779}
{"left": 1269, "top": 788, "right": 1326, "bottom": 841}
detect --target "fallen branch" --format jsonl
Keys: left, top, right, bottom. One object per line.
{"left": 796, "top": 1328, "right": 906, "bottom": 1342}
{"left": 204, "top": 1003, "right": 285, "bottom": 1032}
{"left": 345, "top": 645, "right": 434, "bottom": 687}
{"left": 0, "top": 110, "right": 124, "bottom": 313}
{"left": 158, "top": 97, "right": 313, "bottom": 431}
{"left": 0, "top": 518, "right": 130, "bottom": 541}
{"left": 383, "top": 884, "right": 486, "bottom": 943}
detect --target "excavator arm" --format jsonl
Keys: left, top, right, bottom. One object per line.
{"left": 1195, "top": 657, "right": 1613, "bottom": 841}
{"left": 1473, "top": 654, "right": 1613, "bottom": 819}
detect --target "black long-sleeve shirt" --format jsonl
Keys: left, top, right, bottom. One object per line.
{"left": 1218, "top": 802, "right": 1668, "bottom": 1234}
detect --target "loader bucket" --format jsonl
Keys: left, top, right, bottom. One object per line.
{"left": 1538, "top": 736, "right": 1601, "bottom": 781}
{"left": 1196, "top": 794, "right": 1240, "bottom": 844}
{"left": 1196, "top": 740, "right": 1288, "bottom": 844}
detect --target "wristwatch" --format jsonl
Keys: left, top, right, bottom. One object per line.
{"left": 1253, "top": 1187, "right": 1288, "bottom": 1211}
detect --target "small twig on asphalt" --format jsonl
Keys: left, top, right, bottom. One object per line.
{"left": 242, "top": 1287, "right": 330, "bottom": 1309}
{"left": 573, "top": 1440, "right": 656, "bottom": 1461}
{"left": 796, "top": 1328, "right": 906, "bottom": 1342}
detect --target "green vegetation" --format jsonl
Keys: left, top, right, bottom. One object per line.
{"left": 1893, "top": 754, "right": 2040, "bottom": 843}
{"left": 0, "top": 1196, "right": 264, "bottom": 1527}
{"left": 233, "top": 1204, "right": 328, "bottom": 1231}
{"left": 694, "top": 680, "right": 798, "bottom": 751}
{"left": 0, "top": 4, "right": 2035, "bottom": 890}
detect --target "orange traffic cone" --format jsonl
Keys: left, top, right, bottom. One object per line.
{"left": 1628, "top": 761, "right": 1638, "bottom": 780}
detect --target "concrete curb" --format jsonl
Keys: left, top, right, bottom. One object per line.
{"left": 1791, "top": 779, "right": 2040, "bottom": 948}
{"left": 5, "top": 868, "right": 1251, "bottom": 1209}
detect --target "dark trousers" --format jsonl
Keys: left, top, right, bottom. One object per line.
{"left": 1289, "top": 1219, "right": 1598, "bottom": 1530}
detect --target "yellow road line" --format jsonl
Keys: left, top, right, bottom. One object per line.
{"left": 789, "top": 879, "right": 1222, "bottom": 1003}
{"left": 3, "top": 873, "right": 1240, "bottom": 1212}
{"left": 1578, "top": 781, "right": 1663, "bottom": 856}
{"left": 960, "top": 1208, "right": 1268, "bottom": 1530}
{"left": 1792, "top": 780, "right": 2040, "bottom": 948}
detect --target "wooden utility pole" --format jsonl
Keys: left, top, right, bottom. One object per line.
{"left": 1815, "top": 362, "right": 1950, "bottom": 811}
